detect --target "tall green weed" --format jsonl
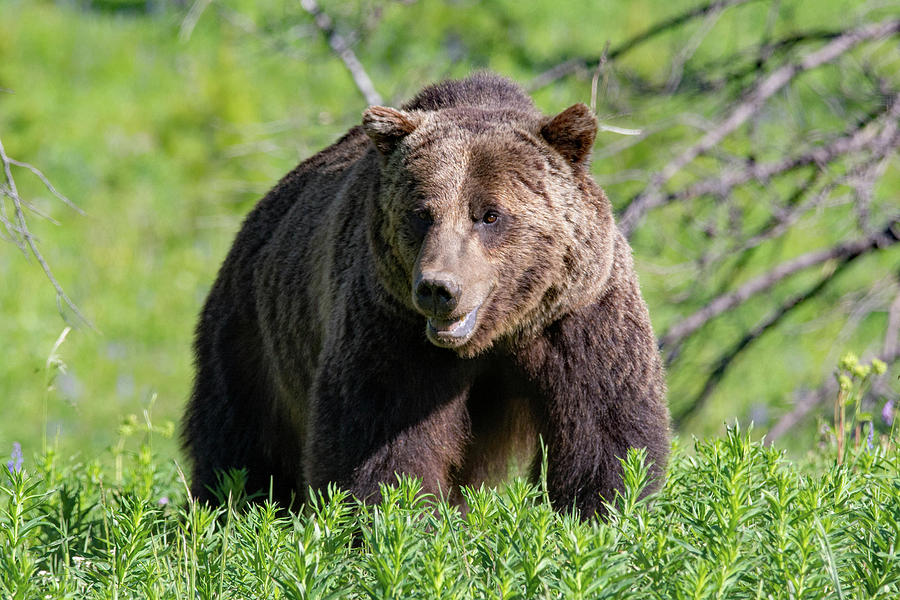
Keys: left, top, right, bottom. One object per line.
{"left": 2, "top": 421, "right": 898, "bottom": 599}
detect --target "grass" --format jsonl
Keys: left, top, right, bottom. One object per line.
{"left": 2, "top": 424, "right": 899, "bottom": 599}
{"left": 1, "top": 358, "right": 896, "bottom": 598}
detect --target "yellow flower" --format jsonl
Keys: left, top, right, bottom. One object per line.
{"left": 839, "top": 352, "right": 859, "bottom": 371}
{"left": 852, "top": 364, "right": 871, "bottom": 379}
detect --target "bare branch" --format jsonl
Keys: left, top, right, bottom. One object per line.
{"left": 179, "top": 0, "right": 213, "bottom": 42}
{"left": 593, "top": 113, "right": 714, "bottom": 161}
{"left": 529, "top": 0, "right": 763, "bottom": 91}
{"left": 0, "top": 134, "right": 92, "bottom": 328}
{"left": 674, "top": 257, "right": 853, "bottom": 427}
{"left": 618, "top": 17, "right": 900, "bottom": 236}
{"left": 607, "top": 0, "right": 763, "bottom": 62}
{"left": 665, "top": 4, "right": 724, "bottom": 93}
{"left": 0, "top": 178, "right": 28, "bottom": 256}
{"left": 589, "top": 42, "right": 610, "bottom": 114}
{"left": 528, "top": 59, "right": 586, "bottom": 93}
{"left": 645, "top": 93, "right": 900, "bottom": 212}
{"left": 766, "top": 383, "right": 833, "bottom": 444}
{"left": 659, "top": 217, "right": 900, "bottom": 350}
{"left": 299, "top": 0, "right": 383, "bottom": 106}
{"left": 682, "top": 124, "right": 900, "bottom": 283}
{"left": 688, "top": 29, "right": 845, "bottom": 92}
{"left": 7, "top": 157, "right": 84, "bottom": 215}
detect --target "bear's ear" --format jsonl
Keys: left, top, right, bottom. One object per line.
{"left": 540, "top": 103, "right": 598, "bottom": 166}
{"left": 362, "top": 106, "right": 421, "bottom": 155}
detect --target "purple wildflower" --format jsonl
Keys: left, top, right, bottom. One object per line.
{"left": 866, "top": 422, "right": 874, "bottom": 450}
{"left": 883, "top": 400, "right": 895, "bottom": 426}
{"left": 7, "top": 442, "right": 23, "bottom": 474}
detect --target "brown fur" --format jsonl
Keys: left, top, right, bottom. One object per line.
{"left": 183, "top": 73, "right": 670, "bottom": 517}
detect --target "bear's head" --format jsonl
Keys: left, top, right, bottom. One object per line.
{"left": 363, "top": 101, "right": 616, "bottom": 358}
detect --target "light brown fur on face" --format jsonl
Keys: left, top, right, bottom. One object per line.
{"left": 183, "top": 73, "right": 670, "bottom": 519}
{"left": 370, "top": 106, "right": 616, "bottom": 357}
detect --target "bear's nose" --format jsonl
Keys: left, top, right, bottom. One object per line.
{"left": 414, "top": 273, "right": 461, "bottom": 317}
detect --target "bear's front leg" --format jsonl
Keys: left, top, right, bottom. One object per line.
{"left": 304, "top": 335, "right": 473, "bottom": 505}
{"left": 516, "top": 282, "right": 670, "bottom": 518}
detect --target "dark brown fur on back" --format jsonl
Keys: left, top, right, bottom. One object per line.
{"left": 183, "top": 73, "right": 670, "bottom": 517}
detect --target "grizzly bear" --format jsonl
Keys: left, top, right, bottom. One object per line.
{"left": 183, "top": 73, "right": 669, "bottom": 517}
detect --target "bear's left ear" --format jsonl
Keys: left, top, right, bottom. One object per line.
{"left": 362, "top": 106, "right": 421, "bottom": 155}
{"left": 540, "top": 103, "right": 598, "bottom": 166}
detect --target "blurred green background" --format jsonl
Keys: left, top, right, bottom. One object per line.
{"left": 2, "top": 0, "right": 898, "bottom": 466}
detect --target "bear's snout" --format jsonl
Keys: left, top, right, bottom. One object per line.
{"left": 413, "top": 272, "right": 461, "bottom": 318}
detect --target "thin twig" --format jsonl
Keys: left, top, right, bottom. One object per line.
{"left": 0, "top": 134, "right": 92, "bottom": 328}
{"left": 593, "top": 113, "right": 714, "bottom": 161}
{"left": 590, "top": 42, "right": 610, "bottom": 114}
{"left": 618, "top": 17, "right": 900, "bottom": 236}
{"left": 299, "top": 0, "right": 383, "bottom": 105}
{"left": 674, "top": 258, "right": 853, "bottom": 427}
{"left": 687, "top": 29, "right": 845, "bottom": 93}
{"left": 665, "top": 4, "right": 724, "bottom": 93}
{"left": 659, "top": 216, "right": 900, "bottom": 350}
{"left": 671, "top": 117, "right": 900, "bottom": 291}
{"left": 179, "top": 0, "right": 212, "bottom": 42}
{"left": 722, "top": 153, "right": 892, "bottom": 260}
{"left": 529, "top": 0, "right": 763, "bottom": 91}
{"left": 7, "top": 158, "right": 84, "bottom": 215}
{"left": 643, "top": 93, "right": 900, "bottom": 212}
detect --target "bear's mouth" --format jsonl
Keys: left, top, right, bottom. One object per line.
{"left": 426, "top": 305, "right": 480, "bottom": 347}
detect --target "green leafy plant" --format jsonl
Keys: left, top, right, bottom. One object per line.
{"left": 833, "top": 352, "right": 891, "bottom": 465}
{"left": 2, "top": 423, "right": 899, "bottom": 599}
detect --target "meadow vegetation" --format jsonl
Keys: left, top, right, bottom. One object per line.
{"left": 2, "top": 0, "right": 898, "bottom": 462}
{"left": 2, "top": 0, "right": 900, "bottom": 595}
{"left": 3, "top": 418, "right": 899, "bottom": 598}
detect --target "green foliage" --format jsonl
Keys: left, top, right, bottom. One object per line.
{"left": 1, "top": 426, "right": 899, "bottom": 599}
{"left": 829, "top": 353, "right": 895, "bottom": 466}
{"left": 2, "top": 0, "right": 898, "bottom": 463}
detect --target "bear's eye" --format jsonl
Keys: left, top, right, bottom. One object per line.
{"left": 482, "top": 210, "right": 500, "bottom": 225}
{"left": 411, "top": 208, "right": 433, "bottom": 224}
{"left": 409, "top": 208, "right": 433, "bottom": 237}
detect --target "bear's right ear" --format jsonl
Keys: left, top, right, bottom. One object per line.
{"left": 362, "top": 106, "right": 421, "bottom": 155}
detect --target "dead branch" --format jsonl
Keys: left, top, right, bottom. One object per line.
{"left": 299, "top": 0, "right": 383, "bottom": 106}
{"left": 528, "top": 0, "right": 763, "bottom": 91}
{"left": 674, "top": 257, "right": 854, "bottom": 427}
{"left": 179, "top": 0, "right": 212, "bottom": 42}
{"left": 618, "top": 17, "right": 900, "bottom": 236}
{"left": 6, "top": 158, "right": 84, "bottom": 222}
{"left": 659, "top": 216, "right": 900, "bottom": 350}
{"left": 0, "top": 134, "right": 92, "bottom": 327}
{"left": 589, "top": 42, "right": 610, "bottom": 114}
{"left": 665, "top": 4, "right": 724, "bottom": 93}
{"left": 730, "top": 162, "right": 871, "bottom": 254}
{"left": 643, "top": 93, "right": 900, "bottom": 213}
{"left": 686, "top": 136, "right": 899, "bottom": 289}
{"left": 681, "top": 29, "right": 846, "bottom": 93}
{"left": 769, "top": 272, "right": 900, "bottom": 443}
